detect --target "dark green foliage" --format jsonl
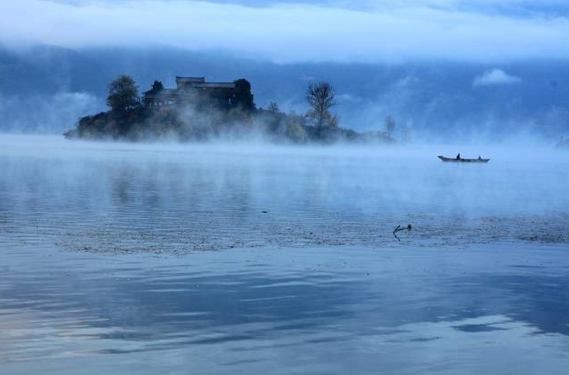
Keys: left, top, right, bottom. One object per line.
{"left": 149, "top": 80, "right": 164, "bottom": 93}
{"left": 232, "top": 79, "right": 255, "bottom": 111}
{"left": 256, "top": 108, "right": 308, "bottom": 143}
{"left": 107, "top": 75, "right": 140, "bottom": 113}
{"left": 143, "top": 80, "right": 164, "bottom": 106}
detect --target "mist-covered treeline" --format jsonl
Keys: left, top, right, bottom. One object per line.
{"left": 1, "top": 45, "right": 569, "bottom": 140}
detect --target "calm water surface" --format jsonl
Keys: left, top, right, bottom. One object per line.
{"left": 1, "top": 135, "right": 568, "bottom": 374}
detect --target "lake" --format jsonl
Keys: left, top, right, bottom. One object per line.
{"left": 1, "top": 134, "right": 568, "bottom": 374}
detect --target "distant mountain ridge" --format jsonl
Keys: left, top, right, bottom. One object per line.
{"left": 1, "top": 45, "right": 568, "bottom": 139}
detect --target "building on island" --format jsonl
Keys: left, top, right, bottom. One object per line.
{"left": 144, "top": 77, "right": 237, "bottom": 108}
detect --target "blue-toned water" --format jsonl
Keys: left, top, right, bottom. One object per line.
{"left": 1, "top": 135, "right": 568, "bottom": 374}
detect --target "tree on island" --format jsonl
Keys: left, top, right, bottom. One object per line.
{"left": 385, "top": 115, "right": 396, "bottom": 138}
{"left": 149, "top": 80, "right": 164, "bottom": 93}
{"left": 306, "top": 82, "right": 338, "bottom": 133}
{"left": 143, "top": 80, "right": 164, "bottom": 106}
{"left": 233, "top": 79, "right": 255, "bottom": 111}
{"left": 268, "top": 101, "right": 279, "bottom": 113}
{"left": 107, "top": 75, "right": 140, "bottom": 113}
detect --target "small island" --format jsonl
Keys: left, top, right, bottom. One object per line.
{"left": 65, "top": 75, "right": 397, "bottom": 143}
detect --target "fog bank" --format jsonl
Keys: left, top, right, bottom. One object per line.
{"left": 2, "top": 0, "right": 569, "bottom": 63}
{"left": 1, "top": 46, "right": 568, "bottom": 141}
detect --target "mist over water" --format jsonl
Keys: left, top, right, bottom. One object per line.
{"left": 1, "top": 134, "right": 568, "bottom": 252}
{"left": 1, "top": 134, "right": 569, "bottom": 374}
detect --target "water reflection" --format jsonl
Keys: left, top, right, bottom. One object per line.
{"left": 1, "top": 244, "right": 568, "bottom": 374}
{"left": 1, "top": 135, "right": 569, "bottom": 373}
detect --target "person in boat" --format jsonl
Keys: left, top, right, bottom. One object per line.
{"left": 478, "top": 156, "right": 482, "bottom": 160}
{"left": 456, "top": 153, "right": 461, "bottom": 160}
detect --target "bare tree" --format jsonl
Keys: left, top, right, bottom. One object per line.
{"left": 306, "top": 82, "right": 337, "bottom": 129}
{"left": 385, "top": 115, "right": 396, "bottom": 138}
{"left": 267, "top": 101, "right": 279, "bottom": 113}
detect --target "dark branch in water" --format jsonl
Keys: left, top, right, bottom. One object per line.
{"left": 393, "top": 224, "right": 413, "bottom": 241}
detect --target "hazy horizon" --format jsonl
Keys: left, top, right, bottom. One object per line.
{"left": 1, "top": 45, "right": 568, "bottom": 142}
{"left": 0, "top": 0, "right": 568, "bottom": 141}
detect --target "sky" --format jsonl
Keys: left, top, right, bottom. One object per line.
{"left": 1, "top": 0, "right": 568, "bottom": 63}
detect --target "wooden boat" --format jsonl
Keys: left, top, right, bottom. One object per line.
{"left": 438, "top": 155, "right": 490, "bottom": 163}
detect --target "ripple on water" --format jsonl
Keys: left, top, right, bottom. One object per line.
{"left": 0, "top": 244, "right": 569, "bottom": 374}
{"left": 1, "top": 138, "right": 569, "bottom": 254}
{"left": 1, "top": 136, "right": 569, "bottom": 374}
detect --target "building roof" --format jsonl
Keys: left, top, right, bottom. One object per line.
{"left": 145, "top": 77, "right": 237, "bottom": 103}
{"left": 175, "top": 77, "right": 235, "bottom": 89}
{"left": 193, "top": 82, "right": 236, "bottom": 89}
{"left": 176, "top": 77, "right": 205, "bottom": 83}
